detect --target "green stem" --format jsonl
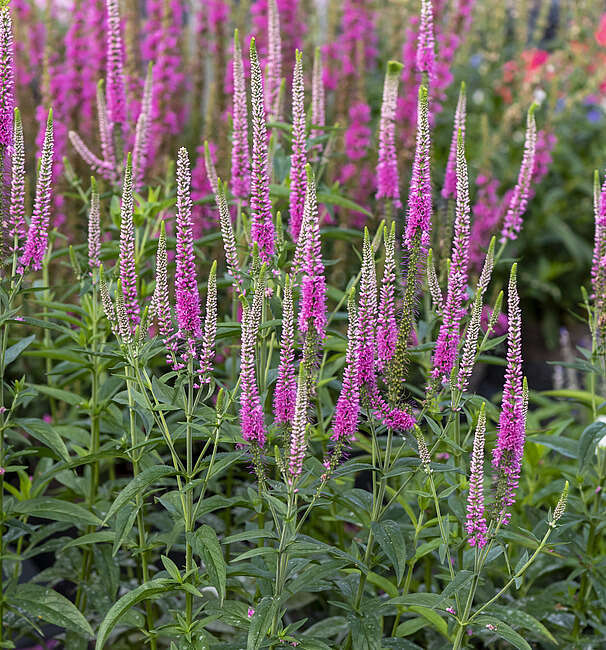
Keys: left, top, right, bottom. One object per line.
{"left": 185, "top": 361, "right": 194, "bottom": 627}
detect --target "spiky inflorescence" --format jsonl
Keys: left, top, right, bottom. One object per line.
{"left": 416, "top": 0, "right": 435, "bottom": 82}
{"left": 416, "top": 427, "right": 432, "bottom": 473}
{"left": 118, "top": 154, "right": 139, "bottom": 327}
{"left": 115, "top": 279, "right": 133, "bottom": 344}
{"left": 99, "top": 267, "right": 119, "bottom": 338}
{"left": 427, "top": 248, "right": 443, "bottom": 313}
{"left": 274, "top": 277, "right": 297, "bottom": 425}
{"left": 265, "top": 0, "right": 282, "bottom": 119}
{"left": 442, "top": 83, "right": 466, "bottom": 200}
{"left": 216, "top": 179, "right": 243, "bottom": 295}
{"left": 132, "top": 65, "right": 153, "bottom": 191}
{"left": 357, "top": 227, "right": 377, "bottom": 385}
{"left": 492, "top": 264, "right": 525, "bottom": 525}
{"left": 404, "top": 85, "right": 432, "bottom": 251}
{"left": 298, "top": 166, "right": 326, "bottom": 338}
{"left": 431, "top": 130, "right": 471, "bottom": 386}
{"left": 8, "top": 107, "right": 25, "bottom": 244}
{"left": 152, "top": 222, "right": 177, "bottom": 363}
{"left": 466, "top": 403, "right": 488, "bottom": 547}
{"left": 199, "top": 261, "right": 217, "bottom": 381}
{"left": 204, "top": 140, "right": 219, "bottom": 196}
{"left": 592, "top": 170, "right": 606, "bottom": 345}
{"left": 377, "top": 223, "right": 398, "bottom": 371}
{"left": 289, "top": 50, "right": 307, "bottom": 242}
{"left": 88, "top": 177, "right": 101, "bottom": 270}
{"left": 19, "top": 110, "right": 53, "bottom": 273}
{"left": 231, "top": 30, "right": 250, "bottom": 201}
{"left": 96, "top": 80, "right": 117, "bottom": 178}
{"left": 376, "top": 61, "right": 403, "bottom": 208}
{"left": 175, "top": 148, "right": 202, "bottom": 352}
{"left": 310, "top": 46, "right": 325, "bottom": 158}
{"left": 0, "top": 5, "right": 15, "bottom": 150}
{"left": 500, "top": 105, "right": 537, "bottom": 242}
{"left": 68, "top": 130, "right": 115, "bottom": 182}
{"left": 332, "top": 287, "right": 360, "bottom": 442}
{"left": 288, "top": 364, "right": 309, "bottom": 480}
{"left": 240, "top": 271, "right": 267, "bottom": 446}
{"left": 105, "top": 0, "right": 127, "bottom": 126}
{"left": 249, "top": 38, "right": 275, "bottom": 262}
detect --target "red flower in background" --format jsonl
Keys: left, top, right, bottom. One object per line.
{"left": 595, "top": 13, "right": 606, "bottom": 46}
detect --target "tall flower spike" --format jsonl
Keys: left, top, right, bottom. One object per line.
{"left": 289, "top": 49, "right": 307, "bottom": 242}
{"left": 99, "top": 266, "right": 119, "bottom": 338}
{"left": 288, "top": 362, "right": 309, "bottom": 481}
{"left": 105, "top": 0, "right": 127, "bottom": 125}
{"left": 204, "top": 140, "right": 219, "bottom": 195}
{"left": 416, "top": 0, "right": 435, "bottom": 83}
{"left": 377, "top": 61, "right": 403, "bottom": 210}
{"left": 357, "top": 227, "right": 377, "bottom": 385}
{"left": 427, "top": 248, "right": 443, "bottom": 313}
{"left": 492, "top": 264, "right": 525, "bottom": 525}
{"left": 442, "top": 82, "right": 466, "bottom": 200}
{"left": 249, "top": 38, "right": 275, "bottom": 262}
{"left": 216, "top": 179, "right": 243, "bottom": 296}
{"left": 19, "top": 109, "right": 54, "bottom": 273}
{"left": 132, "top": 64, "right": 153, "bottom": 191}
{"left": 404, "top": 85, "right": 432, "bottom": 251}
{"left": 310, "top": 46, "right": 325, "bottom": 158}
{"left": 0, "top": 4, "right": 15, "bottom": 150}
{"left": 466, "top": 403, "right": 487, "bottom": 548}
{"left": 266, "top": 0, "right": 282, "bottom": 120}
{"left": 231, "top": 30, "right": 250, "bottom": 201}
{"left": 118, "top": 153, "right": 140, "bottom": 327}
{"left": 152, "top": 221, "right": 177, "bottom": 364}
{"left": 241, "top": 269, "right": 267, "bottom": 446}
{"left": 175, "top": 147, "right": 202, "bottom": 344}
{"left": 332, "top": 286, "right": 360, "bottom": 442}
{"left": 592, "top": 170, "right": 606, "bottom": 344}
{"left": 68, "top": 130, "right": 115, "bottom": 183}
{"left": 274, "top": 276, "right": 297, "bottom": 425}
{"left": 377, "top": 223, "right": 398, "bottom": 371}
{"left": 96, "top": 80, "right": 117, "bottom": 179}
{"left": 8, "top": 107, "right": 25, "bottom": 245}
{"left": 115, "top": 279, "right": 133, "bottom": 344}
{"left": 431, "top": 129, "right": 471, "bottom": 385}
{"left": 500, "top": 104, "right": 537, "bottom": 242}
{"left": 88, "top": 177, "right": 101, "bottom": 270}
{"left": 298, "top": 165, "right": 326, "bottom": 338}
{"left": 199, "top": 261, "right": 217, "bottom": 381}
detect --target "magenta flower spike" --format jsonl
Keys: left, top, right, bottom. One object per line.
{"left": 231, "top": 29, "right": 250, "bottom": 202}
{"left": 442, "top": 83, "right": 466, "bottom": 200}
{"left": 466, "top": 403, "right": 488, "bottom": 548}
{"left": 266, "top": 0, "right": 282, "bottom": 120}
{"left": 416, "top": 0, "right": 435, "bottom": 83}
{"left": 500, "top": 104, "right": 537, "bottom": 243}
{"left": 241, "top": 270, "right": 267, "bottom": 447}
{"left": 288, "top": 363, "right": 309, "bottom": 481}
{"left": 88, "top": 177, "right": 101, "bottom": 270}
{"left": 19, "top": 109, "right": 54, "bottom": 273}
{"left": 310, "top": 46, "right": 325, "bottom": 158}
{"left": 274, "top": 276, "right": 297, "bottom": 425}
{"left": 132, "top": 64, "right": 153, "bottom": 191}
{"left": 249, "top": 38, "right": 275, "bottom": 262}
{"left": 199, "top": 261, "right": 218, "bottom": 381}
{"left": 332, "top": 287, "right": 360, "bottom": 442}
{"left": 376, "top": 61, "right": 403, "bottom": 209}
{"left": 289, "top": 50, "right": 307, "bottom": 242}
{"left": 175, "top": 147, "right": 202, "bottom": 347}
{"left": 377, "top": 223, "right": 398, "bottom": 371}
{"left": 8, "top": 107, "right": 25, "bottom": 246}
{"left": 492, "top": 264, "right": 525, "bottom": 525}
{"left": 357, "top": 227, "right": 377, "bottom": 386}
{"left": 152, "top": 221, "right": 177, "bottom": 364}
{"left": 431, "top": 129, "right": 471, "bottom": 385}
{"left": 118, "top": 153, "right": 140, "bottom": 327}
{"left": 105, "top": 0, "right": 127, "bottom": 126}
{"left": 0, "top": 4, "right": 15, "bottom": 150}
{"left": 404, "top": 85, "right": 432, "bottom": 252}
{"left": 298, "top": 165, "right": 326, "bottom": 339}
{"left": 216, "top": 179, "right": 244, "bottom": 296}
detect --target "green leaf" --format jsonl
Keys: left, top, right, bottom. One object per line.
{"left": 62, "top": 531, "right": 115, "bottom": 550}
{"left": 8, "top": 584, "right": 93, "bottom": 637}
{"left": 474, "top": 616, "right": 532, "bottom": 650}
{"left": 18, "top": 418, "right": 70, "bottom": 462}
{"left": 12, "top": 498, "right": 102, "bottom": 527}
{"left": 438, "top": 570, "right": 473, "bottom": 605}
{"left": 247, "top": 596, "right": 278, "bottom": 650}
{"left": 103, "top": 465, "right": 175, "bottom": 523}
{"left": 4, "top": 335, "right": 35, "bottom": 365}
{"left": 528, "top": 434, "right": 578, "bottom": 459}
{"left": 408, "top": 606, "right": 448, "bottom": 639}
{"left": 95, "top": 579, "right": 174, "bottom": 649}
{"left": 188, "top": 525, "right": 226, "bottom": 604}
{"left": 487, "top": 606, "right": 558, "bottom": 645}
{"left": 371, "top": 520, "right": 407, "bottom": 584}
{"left": 30, "top": 384, "right": 83, "bottom": 406}
{"left": 578, "top": 421, "right": 606, "bottom": 470}
{"left": 161, "top": 555, "right": 181, "bottom": 582}
{"left": 390, "top": 593, "right": 445, "bottom": 609}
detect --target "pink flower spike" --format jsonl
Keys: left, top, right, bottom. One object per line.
{"left": 273, "top": 276, "right": 297, "bottom": 425}
{"left": 231, "top": 30, "right": 250, "bottom": 201}
{"left": 0, "top": 5, "right": 15, "bottom": 150}
{"left": 152, "top": 221, "right": 177, "bottom": 365}
{"left": 377, "top": 223, "right": 398, "bottom": 371}
{"left": 105, "top": 0, "right": 127, "bottom": 125}
{"left": 442, "top": 82, "right": 466, "bottom": 200}
{"left": 288, "top": 363, "right": 309, "bottom": 480}
{"left": 376, "top": 61, "right": 403, "bottom": 209}
{"left": 19, "top": 109, "right": 54, "bottom": 273}
{"left": 8, "top": 107, "right": 25, "bottom": 246}
{"left": 88, "top": 177, "right": 101, "bottom": 270}
{"left": 118, "top": 153, "right": 140, "bottom": 328}
{"left": 357, "top": 228, "right": 377, "bottom": 386}
{"left": 249, "top": 37, "right": 275, "bottom": 262}
{"left": 466, "top": 403, "right": 487, "bottom": 548}
{"left": 500, "top": 104, "right": 537, "bottom": 243}
{"left": 198, "top": 261, "right": 217, "bottom": 381}
{"left": 266, "top": 0, "right": 282, "bottom": 120}
{"left": 289, "top": 50, "right": 307, "bottom": 242}
{"left": 215, "top": 179, "right": 244, "bottom": 296}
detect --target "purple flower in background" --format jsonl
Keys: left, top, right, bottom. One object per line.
{"left": 442, "top": 83, "right": 466, "bottom": 200}
{"left": 274, "top": 277, "right": 297, "bottom": 425}
{"left": 265, "top": 0, "right": 281, "bottom": 119}
{"left": 481, "top": 305, "right": 508, "bottom": 337}
{"left": 289, "top": 50, "right": 307, "bottom": 241}
{"left": 466, "top": 404, "right": 487, "bottom": 547}
{"left": 231, "top": 29, "right": 250, "bottom": 201}
{"left": 416, "top": 0, "right": 435, "bottom": 81}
